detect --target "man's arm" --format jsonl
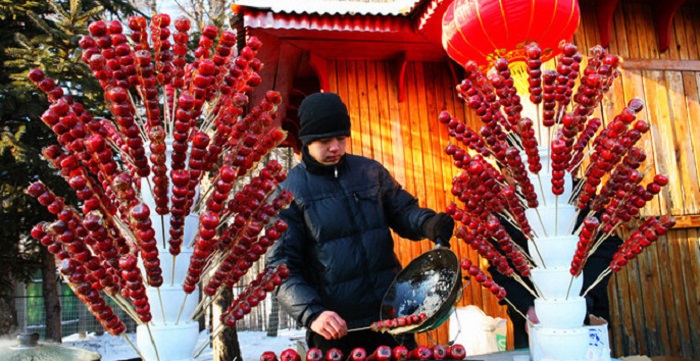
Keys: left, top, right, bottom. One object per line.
{"left": 265, "top": 201, "right": 325, "bottom": 327}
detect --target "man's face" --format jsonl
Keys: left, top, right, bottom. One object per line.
{"left": 307, "top": 136, "right": 347, "bottom": 165}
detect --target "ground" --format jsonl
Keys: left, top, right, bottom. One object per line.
{"left": 63, "top": 328, "right": 306, "bottom": 361}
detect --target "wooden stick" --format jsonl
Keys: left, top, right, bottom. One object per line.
{"left": 555, "top": 196, "right": 559, "bottom": 236}
{"left": 566, "top": 208, "right": 582, "bottom": 235}
{"left": 565, "top": 276, "right": 575, "bottom": 300}
{"left": 175, "top": 293, "right": 189, "bottom": 325}
{"left": 534, "top": 207, "right": 549, "bottom": 238}
{"left": 146, "top": 323, "right": 162, "bottom": 361}
{"left": 537, "top": 173, "right": 547, "bottom": 207}
{"left": 157, "top": 288, "right": 167, "bottom": 326}
{"left": 527, "top": 238, "right": 547, "bottom": 269}
{"left": 513, "top": 273, "right": 539, "bottom": 298}
{"left": 582, "top": 268, "right": 613, "bottom": 297}
{"left": 170, "top": 255, "right": 177, "bottom": 287}
{"left": 122, "top": 333, "right": 145, "bottom": 360}
{"left": 193, "top": 324, "right": 225, "bottom": 358}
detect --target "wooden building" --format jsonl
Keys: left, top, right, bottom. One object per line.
{"left": 232, "top": 0, "right": 700, "bottom": 358}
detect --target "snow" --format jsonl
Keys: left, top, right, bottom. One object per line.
{"left": 63, "top": 328, "right": 306, "bottom": 361}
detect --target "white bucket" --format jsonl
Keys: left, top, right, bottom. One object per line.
{"left": 536, "top": 327, "right": 589, "bottom": 361}
{"left": 534, "top": 296, "right": 586, "bottom": 329}
{"left": 528, "top": 235, "right": 578, "bottom": 268}
{"left": 136, "top": 321, "right": 199, "bottom": 361}
{"left": 525, "top": 204, "right": 577, "bottom": 238}
{"left": 530, "top": 267, "right": 583, "bottom": 299}
{"left": 145, "top": 285, "right": 199, "bottom": 325}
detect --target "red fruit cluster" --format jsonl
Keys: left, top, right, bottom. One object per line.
{"left": 550, "top": 135, "right": 571, "bottom": 195}
{"left": 448, "top": 156, "right": 506, "bottom": 219}
{"left": 577, "top": 99, "right": 645, "bottom": 209}
{"left": 28, "top": 13, "right": 294, "bottom": 337}
{"left": 453, "top": 223, "right": 514, "bottom": 278}
{"left": 440, "top": 112, "right": 489, "bottom": 159}
{"left": 568, "top": 117, "right": 602, "bottom": 173}
{"left": 491, "top": 58, "right": 523, "bottom": 129}
{"left": 504, "top": 146, "right": 538, "bottom": 208}
{"left": 262, "top": 344, "right": 464, "bottom": 361}
{"left": 610, "top": 215, "right": 675, "bottom": 272}
{"left": 118, "top": 254, "right": 153, "bottom": 323}
{"left": 59, "top": 259, "right": 126, "bottom": 335}
{"left": 369, "top": 313, "right": 427, "bottom": 332}
{"left": 514, "top": 117, "right": 541, "bottom": 174}
{"left": 525, "top": 42, "right": 543, "bottom": 105}
{"left": 220, "top": 265, "right": 290, "bottom": 327}
{"left": 484, "top": 215, "right": 530, "bottom": 276}
{"left": 570, "top": 216, "right": 600, "bottom": 277}
{"left": 460, "top": 258, "right": 507, "bottom": 300}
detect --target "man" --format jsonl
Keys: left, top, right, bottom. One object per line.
{"left": 266, "top": 92, "right": 454, "bottom": 355}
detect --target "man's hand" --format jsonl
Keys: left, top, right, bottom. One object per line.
{"left": 423, "top": 213, "right": 455, "bottom": 246}
{"left": 310, "top": 311, "right": 348, "bottom": 340}
{"left": 525, "top": 306, "right": 540, "bottom": 334}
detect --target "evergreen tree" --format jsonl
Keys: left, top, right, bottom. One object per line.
{"left": 0, "top": 0, "right": 138, "bottom": 338}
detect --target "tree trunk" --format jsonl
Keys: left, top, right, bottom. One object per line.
{"left": 0, "top": 283, "right": 18, "bottom": 335}
{"left": 213, "top": 286, "right": 240, "bottom": 361}
{"left": 41, "top": 248, "right": 61, "bottom": 342}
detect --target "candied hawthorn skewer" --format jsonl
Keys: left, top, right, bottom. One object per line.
{"left": 525, "top": 42, "right": 543, "bottom": 105}
{"left": 326, "top": 349, "right": 344, "bottom": 361}
{"left": 460, "top": 258, "right": 507, "bottom": 301}
{"left": 348, "top": 348, "right": 367, "bottom": 361}
{"left": 367, "top": 346, "right": 392, "bottom": 361}
{"left": 306, "top": 348, "right": 323, "bottom": 361}
{"left": 391, "top": 346, "right": 407, "bottom": 361}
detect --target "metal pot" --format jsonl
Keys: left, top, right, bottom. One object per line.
{"left": 0, "top": 333, "right": 101, "bottom": 361}
{"left": 379, "top": 239, "right": 462, "bottom": 334}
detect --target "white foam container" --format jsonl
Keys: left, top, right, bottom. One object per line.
{"left": 145, "top": 285, "right": 199, "bottom": 325}
{"left": 136, "top": 321, "right": 199, "bottom": 361}
{"left": 530, "top": 267, "right": 583, "bottom": 299}
{"left": 536, "top": 327, "right": 589, "bottom": 361}
{"left": 534, "top": 296, "right": 587, "bottom": 329}
{"left": 525, "top": 204, "right": 578, "bottom": 238}
{"left": 528, "top": 234, "right": 579, "bottom": 268}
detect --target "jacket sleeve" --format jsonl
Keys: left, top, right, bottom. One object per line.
{"left": 377, "top": 165, "right": 436, "bottom": 240}
{"left": 265, "top": 199, "right": 325, "bottom": 328}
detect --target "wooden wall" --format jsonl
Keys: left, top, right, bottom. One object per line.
{"left": 317, "top": 1, "right": 700, "bottom": 357}
{"left": 575, "top": 1, "right": 700, "bottom": 358}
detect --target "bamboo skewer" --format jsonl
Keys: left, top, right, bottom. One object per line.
{"left": 145, "top": 324, "right": 162, "bottom": 361}
{"left": 122, "top": 334, "right": 145, "bottom": 360}
{"left": 193, "top": 324, "right": 225, "bottom": 358}
{"left": 157, "top": 288, "right": 167, "bottom": 326}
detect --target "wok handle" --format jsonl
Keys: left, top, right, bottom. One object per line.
{"left": 434, "top": 236, "right": 450, "bottom": 249}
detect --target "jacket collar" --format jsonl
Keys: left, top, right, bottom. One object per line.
{"left": 301, "top": 146, "right": 347, "bottom": 178}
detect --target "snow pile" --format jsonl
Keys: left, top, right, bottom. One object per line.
{"left": 63, "top": 328, "right": 306, "bottom": 361}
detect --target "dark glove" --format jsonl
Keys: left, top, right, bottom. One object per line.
{"left": 422, "top": 213, "right": 455, "bottom": 246}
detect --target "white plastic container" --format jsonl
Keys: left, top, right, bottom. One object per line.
{"left": 530, "top": 267, "right": 583, "bottom": 299}
{"left": 536, "top": 327, "right": 589, "bottom": 361}
{"left": 528, "top": 235, "right": 579, "bottom": 268}
{"left": 534, "top": 296, "right": 587, "bottom": 329}
{"left": 525, "top": 204, "right": 578, "bottom": 238}
{"left": 136, "top": 321, "right": 199, "bottom": 361}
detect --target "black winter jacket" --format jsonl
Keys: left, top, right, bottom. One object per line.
{"left": 266, "top": 154, "right": 436, "bottom": 329}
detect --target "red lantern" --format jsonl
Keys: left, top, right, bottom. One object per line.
{"left": 442, "top": 0, "right": 580, "bottom": 69}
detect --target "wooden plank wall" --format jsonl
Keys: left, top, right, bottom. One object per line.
{"left": 575, "top": 1, "right": 700, "bottom": 358}
{"left": 305, "top": 0, "right": 700, "bottom": 357}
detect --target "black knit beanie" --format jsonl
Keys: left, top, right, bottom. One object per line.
{"left": 298, "top": 92, "right": 351, "bottom": 145}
